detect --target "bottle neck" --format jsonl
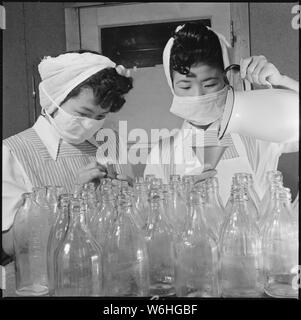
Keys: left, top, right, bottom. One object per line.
{"left": 206, "top": 186, "right": 220, "bottom": 202}
{"left": 22, "top": 193, "right": 33, "bottom": 210}
{"left": 190, "top": 200, "right": 205, "bottom": 227}
{"left": 34, "top": 187, "right": 47, "bottom": 204}
{"left": 231, "top": 194, "right": 249, "bottom": 216}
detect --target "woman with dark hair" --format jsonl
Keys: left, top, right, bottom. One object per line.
{"left": 144, "top": 21, "right": 298, "bottom": 204}
{"left": 2, "top": 50, "right": 133, "bottom": 256}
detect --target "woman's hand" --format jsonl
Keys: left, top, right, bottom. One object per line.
{"left": 240, "top": 55, "right": 283, "bottom": 87}
{"left": 112, "top": 174, "right": 134, "bottom": 187}
{"left": 76, "top": 161, "right": 107, "bottom": 185}
{"left": 194, "top": 169, "right": 217, "bottom": 185}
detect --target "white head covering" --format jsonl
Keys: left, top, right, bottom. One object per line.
{"left": 38, "top": 52, "right": 116, "bottom": 114}
{"left": 163, "top": 24, "right": 231, "bottom": 94}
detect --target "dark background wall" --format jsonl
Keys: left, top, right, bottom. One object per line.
{"left": 3, "top": 2, "right": 66, "bottom": 139}
{"left": 249, "top": 2, "right": 299, "bottom": 200}
{"left": 2, "top": 2, "right": 299, "bottom": 199}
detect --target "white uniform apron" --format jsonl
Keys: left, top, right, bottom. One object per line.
{"left": 172, "top": 132, "right": 260, "bottom": 207}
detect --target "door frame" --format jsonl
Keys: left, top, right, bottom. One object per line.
{"left": 64, "top": 2, "right": 250, "bottom": 63}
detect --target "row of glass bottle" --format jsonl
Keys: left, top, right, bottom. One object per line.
{"left": 13, "top": 170, "right": 299, "bottom": 297}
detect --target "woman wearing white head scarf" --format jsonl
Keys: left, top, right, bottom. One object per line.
{"left": 144, "top": 21, "right": 298, "bottom": 205}
{"left": 2, "top": 50, "right": 133, "bottom": 257}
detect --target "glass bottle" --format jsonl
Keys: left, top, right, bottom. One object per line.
{"left": 86, "top": 187, "right": 100, "bottom": 228}
{"left": 45, "top": 186, "right": 65, "bottom": 226}
{"left": 133, "top": 181, "right": 150, "bottom": 232}
{"left": 224, "top": 183, "right": 237, "bottom": 217}
{"left": 245, "top": 174, "right": 261, "bottom": 213}
{"left": 104, "top": 193, "right": 149, "bottom": 296}
{"left": 233, "top": 173, "right": 261, "bottom": 223}
{"left": 167, "top": 179, "right": 188, "bottom": 239}
{"left": 33, "top": 186, "right": 53, "bottom": 228}
{"left": 182, "top": 175, "right": 195, "bottom": 204}
{"left": 13, "top": 193, "right": 49, "bottom": 296}
{"left": 259, "top": 183, "right": 283, "bottom": 235}
{"left": 220, "top": 189, "right": 264, "bottom": 297}
{"left": 55, "top": 197, "right": 103, "bottom": 296}
{"left": 145, "top": 174, "right": 156, "bottom": 190}
{"left": 260, "top": 171, "right": 283, "bottom": 213}
{"left": 145, "top": 189, "right": 175, "bottom": 297}
{"left": 91, "top": 191, "right": 117, "bottom": 249}
{"left": 150, "top": 177, "right": 163, "bottom": 191}
{"left": 47, "top": 194, "right": 70, "bottom": 296}
{"left": 262, "top": 189, "right": 298, "bottom": 298}
{"left": 170, "top": 174, "right": 181, "bottom": 184}
{"left": 135, "top": 176, "right": 145, "bottom": 184}
{"left": 282, "top": 188, "right": 292, "bottom": 212}
{"left": 203, "top": 178, "right": 225, "bottom": 238}
{"left": 73, "top": 183, "right": 82, "bottom": 199}
{"left": 175, "top": 188, "right": 220, "bottom": 297}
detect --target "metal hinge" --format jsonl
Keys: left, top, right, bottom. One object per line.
{"left": 230, "top": 20, "right": 237, "bottom": 47}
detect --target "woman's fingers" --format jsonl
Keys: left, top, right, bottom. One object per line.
{"left": 88, "top": 168, "right": 106, "bottom": 180}
{"left": 76, "top": 163, "right": 107, "bottom": 185}
{"left": 240, "top": 56, "right": 253, "bottom": 79}
{"left": 240, "top": 55, "right": 282, "bottom": 86}
{"left": 249, "top": 59, "right": 267, "bottom": 84}
{"left": 116, "top": 174, "right": 134, "bottom": 187}
{"left": 194, "top": 169, "right": 217, "bottom": 184}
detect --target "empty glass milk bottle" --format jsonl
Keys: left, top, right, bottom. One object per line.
{"left": 259, "top": 183, "right": 283, "bottom": 235}
{"left": 233, "top": 173, "right": 261, "bottom": 223}
{"left": 33, "top": 186, "right": 53, "bottom": 227}
{"left": 203, "top": 178, "right": 225, "bottom": 238}
{"left": 234, "top": 173, "right": 261, "bottom": 213}
{"left": 91, "top": 191, "right": 117, "bottom": 249}
{"left": 133, "top": 181, "right": 150, "bottom": 232}
{"left": 55, "top": 197, "right": 103, "bottom": 296}
{"left": 175, "top": 188, "right": 220, "bottom": 297}
{"left": 167, "top": 177, "right": 188, "bottom": 239}
{"left": 182, "top": 175, "right": 195, "bottom": 203}
{"left": 145, "top": 174, "right": 156, "bottom": 190}
{"left": 104, "top": 193, "right": 150, "bottom": 296}
{"left": 13, "top": 192, "right": 50, "bottom": 296}
{"left": 47, "top": 194, "right": 70, "bottom": 296}
{"left": 145, "top": 188, "right": 176, "bottom": 296}
{"left": 81, "top": 186, "right": 99, "bottom": 229}
{"left": 262, "top": 189, "right": 298, "bottom": 298}
{"left": 45, "top": 186, "right": 65, "bottom": 223}
{"left": 260, "top": 170, "right": 283, "bottom": 214}
{"left": 220, "top": 189, "right": 264, "bottom": 297}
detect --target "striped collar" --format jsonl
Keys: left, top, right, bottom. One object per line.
{"left": 33, "top": 115, "right": 99, "bottom": 161}
{"left": 33, "top": 116, "right": 61, "bottom": 161}
{"left": 178, "top": 120, "right": 239, "bottom": 160}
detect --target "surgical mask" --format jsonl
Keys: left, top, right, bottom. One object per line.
{"left": 41, "top": 86, "right": 105, "bottom": 144}
{"left": 170, "top": 86, "right": 229, "bottom": 126}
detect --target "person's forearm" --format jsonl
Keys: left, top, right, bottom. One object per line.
{"left": 278, "top": 75, "right": 299, "bottom": 92}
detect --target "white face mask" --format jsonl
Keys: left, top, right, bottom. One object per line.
{"left": 41, "top": 86, "right": 105, "bottom": 144}
{"left": 170, "top": 86, "right": 229, "bottom": 125}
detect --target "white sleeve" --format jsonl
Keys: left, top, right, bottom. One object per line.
{"left": 143, "top": 143, "right": 167, "bottom": 182}
{"left": 2, "top": 144, "right": 33, "bottom": 231}
{"left": 279, "top": 141, "right": 299, "bottom": 154}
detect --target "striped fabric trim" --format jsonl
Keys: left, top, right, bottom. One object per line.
{"left": 157, "top": 130, "right": 239, "bottom": 177}
{"left": 220, "top": 134, "right": 239, "bottom": 160}
{"left": 203, "top": 130, "right": 239, "bottom": 160}
{"left": 239, "top": 135, "right": 257, "bottom": 171}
